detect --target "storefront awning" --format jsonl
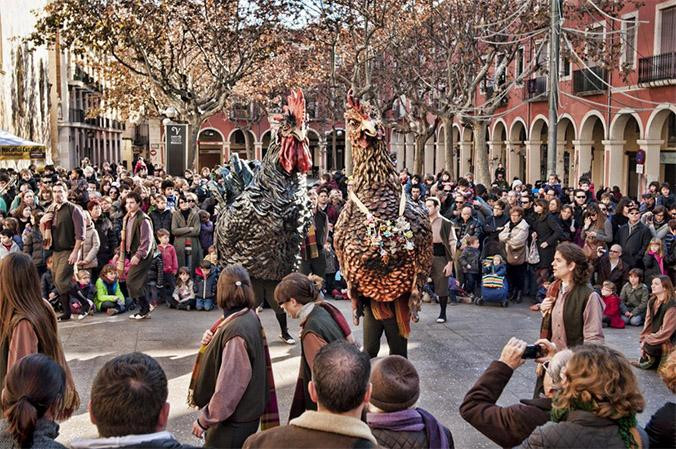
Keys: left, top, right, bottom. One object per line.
{"left": 0, "top": 130, "right": 46, "bottom": 160}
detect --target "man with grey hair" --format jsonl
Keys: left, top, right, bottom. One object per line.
{"left": 593, "top": 243, "right": 628, "bottom": 293}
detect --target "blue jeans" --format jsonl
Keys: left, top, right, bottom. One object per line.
{"left": 196, "top": 298, "right": 214, "bottom": 311}
{"left": 464, "top": 273, "right": 479, "bottom": 295}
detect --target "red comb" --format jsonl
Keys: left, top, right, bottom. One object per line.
{"left": 284, "top": 89, "right": 305, "bottom": 127}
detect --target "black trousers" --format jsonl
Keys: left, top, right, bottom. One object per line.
{"left": 363, "top": 305, "right": 408, "bottom": 358}
{"left": 506, "top": 263, "right": 526, "bottom": 293}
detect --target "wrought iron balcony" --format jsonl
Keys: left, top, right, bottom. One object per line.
{"left": 69, "top": 108, "right": 85, "bottom": 123}
{"left": 572, "top": 67, "right": 607, "bottom": 94}
{"left": 638, "top": 52, "right": 676, "bottom": 83}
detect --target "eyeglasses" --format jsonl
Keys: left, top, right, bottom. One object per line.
{"left": 575, "top": 196, "right": 586, "bottom": 199}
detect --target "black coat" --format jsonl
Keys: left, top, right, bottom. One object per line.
{"left": 531, "top": 214, "right": 563, "bottom": 270}
{"left": 645, "top": 402, "right": 675, "bottom": 449}
{"left": 150, "top": 208, "right": 172, "bottom": 236}
{"left": 616, "top": 222, "right": 652, "bottom": 269}
{"left": 593, "top": 255, "right": 628, "bottom": 292}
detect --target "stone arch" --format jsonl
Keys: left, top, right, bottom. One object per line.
{"left": 490, "top": 120, "right": 508, "bottom": 179}
{"left": 528, "top": 115, "right": 549, "bottom": 182}
{"left": 228, "top": 128, "right": 256, "bottom": 160}
{"left": 608, "top": 111, "right": 643, "bottom": 196}
{"left": 307, "top": 128, "right": 321, "bottom": 174}
{"left": 197, "top": 128, "right": 224, "bottom": 170}
{"left": 556, "top": 116, "right": 576, "bottom": 186}
{"left": 260, "top": 129, "right": 273, "bottom": 158}
{"left": 610, "top": 109, "right": 644, "bottom": 142}
{"left": 491, "top": 119, "right": 508, "bottom": 141}
{"left": 577, "top": 111, "right": 606, "bottom": 186}
{"left": 645, "top": 104, "right": 676, "bottom": 187}
{"left": 579, "top": 110, "right": 607, "bottom": 141}
{"left": 508, "top": 118, "right": 527, "bottom": 181}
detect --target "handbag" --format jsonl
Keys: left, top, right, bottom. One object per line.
{"left": 527, "top": 238, "right": 540, "bottom": 265}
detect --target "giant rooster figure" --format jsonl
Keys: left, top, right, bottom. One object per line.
{"left": 214, "top": 89, "right": 312, "bottom": 342}
{"left": 334, "top": 92, "right": 432, "bottom": 358}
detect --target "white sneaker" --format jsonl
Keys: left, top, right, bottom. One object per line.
{"left": 280, "top": 334, "right": 296, "bottom": 345}
{"left": 436, "top": 317, "right": 446, "bottom": 323}
{"left": 129, "top": 313, "right": 149, "bottom": 320}
{"left": 77, "top": 313, "right": 88, "bottom": 321}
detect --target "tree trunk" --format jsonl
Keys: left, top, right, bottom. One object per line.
{"left": 331, "top": 127, "right": 338, "bottom": 172}
{"left": 472, "top": 120, "right": 490, "bottom": 186}
{"left": 242, "top": 128, "right": 254, "bottom": 160}
{"left": 413, "top": 134, "right": 427, "bottom": 176}
{"left": 442, "top": 115, "right": 454, "bottom": 178}
{"left": 189, "top": 117, "right": 202, "bottom": 171}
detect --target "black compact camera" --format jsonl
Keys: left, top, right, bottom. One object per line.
{"left": 522, "top": 344, "right": 543, "bottom": 359}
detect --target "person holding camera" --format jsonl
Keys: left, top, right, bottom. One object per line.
{"left": 460, "top": 337, "right": 572, "bottom": 448}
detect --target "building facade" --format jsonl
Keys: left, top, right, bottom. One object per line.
{"left": 0, "top": 1, "right": 124, "bottom": 169}
{"left": 392, "top": 0, "right": 675, "bottom": 196}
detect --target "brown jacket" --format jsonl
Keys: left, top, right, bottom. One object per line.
{"left": 459, "top": 361, "right": 550, "bottom": 448}
{"left": 243, "top": 410, "right": 379, "bottom": 449}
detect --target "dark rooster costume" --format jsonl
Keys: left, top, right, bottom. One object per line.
{"left": 334, "top": 93, "right": 432, "bottom": 358}
{"left": 215, "top": 89, "right": 312, "bottom": 341}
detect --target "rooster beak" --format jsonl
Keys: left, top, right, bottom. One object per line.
{"left": 291, "top": 128, "right": 307, "bottom": 141}
{"left": 361, "top": 120, "right": 378, "bottom": 137}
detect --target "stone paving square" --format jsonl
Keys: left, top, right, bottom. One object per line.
{"left": 57, "top": 299, "right": 672, "bottom": 448}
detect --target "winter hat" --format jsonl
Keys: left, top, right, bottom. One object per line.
{"left": 369, "top": 355, "right": 420, "bottom": 412}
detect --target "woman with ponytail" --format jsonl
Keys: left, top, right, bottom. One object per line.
{"left": 0, "top": 253, "right": 79, "bottom": 420}
{"left": 188, "top": 265, "right": 278, "bottom": 448}
{"left": 274, "top": 272, "right": 353, "bottom": 421}
{"left": 0, "top": 354, "right": 67, "bottom": 449}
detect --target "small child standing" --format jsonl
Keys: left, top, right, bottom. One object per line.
{"left": 95, "top": 264, "right": 132, "bottom": 315}
{"left": 157, "top": 228, "right": 178, "bottom": 305}
{"left": 601, "top": 281, "right": 625, "bottom": 329}
{"left": 147, "top": 249, "right": 165, "bottom": 309}
{"left": 171, "top": 267, "right": 195, "bottom": 310}
{"left": 194, "top": 260, "right": 217, "bottom": 311}
{"left": 41, "top": 256, "right": 59, "bottom": 312}
{"left": 69, "top": 270, "right": 95, "bottom": 320}
{"left": 459, "top": 235, "right": 481, "bottom": 299}
{"left": 199, "top": 210, "right": 214, "bottom": 255}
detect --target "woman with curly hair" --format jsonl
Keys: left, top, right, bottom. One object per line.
{"left": 540, "top": 242, "right": 605, "bottom": 351}
{"left": 523, "top": 344, "right": 647, "bottom": 449}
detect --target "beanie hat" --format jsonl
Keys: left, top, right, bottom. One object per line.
{"left": 369, "top": 355, "right": 420, "bottom": 412}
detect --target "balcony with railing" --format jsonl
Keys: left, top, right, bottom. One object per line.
{"left": 638, "top": 52, "right": 676, "bottom": 84}
{"left": 572, "top": 67, "right": 607, "bottom": 95}
{"left": 69, "top": 108, "right": 85, "bottom": 123}
{"left": 524, "top": 76, "right": 547, "bottom": 101}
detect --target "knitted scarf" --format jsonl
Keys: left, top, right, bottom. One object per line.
{"left": 187, "top": 312, "right": 280, "bottom": 430}
{"left": 371, "top": 295, "right": 411, "bottom": 339}
{"left": 551, "top": 399, "right": 639, "bottom": 449}
{"left": 539, "top": 279, "right": 562, "bottom": 340}
{"left": 366, "top": 408, "right": 449, "bottom": 449}
{"left": 304, "top": 225, "right": 319, "bottom": 259}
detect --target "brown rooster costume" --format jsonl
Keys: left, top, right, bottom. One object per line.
{"left": 215, "top": 89, "right": 312, "bottom": 342}
{"left": 334, "top": 93, "right": 432, "bottom": 358}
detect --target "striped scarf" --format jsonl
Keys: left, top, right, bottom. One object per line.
{"left": 303, "top": 224, "right": 319, "bottom": 259}
{"left": 187, "top": 314, "right": 280, "bottom": 430}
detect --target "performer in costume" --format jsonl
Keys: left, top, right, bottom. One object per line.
{"left": 274, "top": 273, "right": 352, "bottom": 420}
{"left": 189, "top": 265, "right": 278, "bottom": 448}
{"left": 426, "top": 197, "right": 457, "bottom": 323}
{"left": 124, "top": 191, "right": 156, "bottom": 320}
{"left": 333, "top": 92, "right": 432, "bottom": 359}
{"left": 40, "top": 182, "right": 86, "bottom": 321}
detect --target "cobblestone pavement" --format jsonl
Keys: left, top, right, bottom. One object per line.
{"left": 57, "top": 298, "right": 671, "bottom": 448}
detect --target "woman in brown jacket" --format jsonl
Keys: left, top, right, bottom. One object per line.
{"left": 0, "top": 253, "right": 79, "bottom": 420}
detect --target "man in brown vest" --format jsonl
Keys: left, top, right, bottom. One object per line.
{"left": 124, "top": 192, "right": 156, "bottom": 320}
{"left": 41, "top": 182, "right": 86, "bottom": 321}
{"left": 243, "top": 341, "right": 379, "bottom": 449}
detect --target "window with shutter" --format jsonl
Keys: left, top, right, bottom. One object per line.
{"left": 661, "top": 6, "right": 675, "bottom": 54}
{"left": 622, "top": 16, "right": 637, "bottom": 68}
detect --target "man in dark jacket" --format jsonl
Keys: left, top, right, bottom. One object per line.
{"left": 244, "top": 341, "right": 379, "bottom": 449}
{"left": 71, "top": 353, "right": 197, "bottom": 449}
{"left": 460, "top": 338, "right": 572, "bottom": 448}
{"left": 593, "top": 244, "right": 628, "bottom": 292}
{"left": 616, "top": 207, "right": 652, "bottom": 270}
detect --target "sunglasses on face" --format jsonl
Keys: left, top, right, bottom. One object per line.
{"left": 575, "top": 196, "right": 586, "bottom": 199}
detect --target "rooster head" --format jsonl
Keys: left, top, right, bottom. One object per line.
{"left": 271, "top": 89, "right": 312, "bottom": 174}
{"left": 345, "top": 90, "right": 384, "bottom": 150}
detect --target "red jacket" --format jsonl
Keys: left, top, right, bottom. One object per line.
{"left": 602, "top": 293, "right": 625, "bottom": 329}
{"left": 158, "top": 243, "right": 178, "bottom": 275}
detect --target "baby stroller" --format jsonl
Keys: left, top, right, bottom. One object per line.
{"left": 477, "top": 256, "right": 509, "bottom": 307}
